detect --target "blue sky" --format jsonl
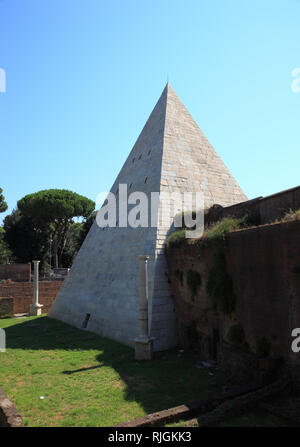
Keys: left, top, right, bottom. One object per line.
{"left": 0, "top": 0, "right": 299, "bottom": 223}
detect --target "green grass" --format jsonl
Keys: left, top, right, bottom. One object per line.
{"left": 0, "top": 315, "right": 218, "bottom": 427}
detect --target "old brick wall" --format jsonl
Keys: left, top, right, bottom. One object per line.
{"left": 166, "top": 220, "right": 300, "bottom": 377}
{"left": 0, "top": 281, "right": 62, "bottom": 314}
{"left": 205, "top": 185, "right": 300, "bottom": 226}
{"left": 0, "top": 264, "right": 31, "bottom": 282}
{"left": 0, "top": 297, "right": 13, "bottom": 317}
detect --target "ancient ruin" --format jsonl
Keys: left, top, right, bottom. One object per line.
{"left": 49, "top": 83, "right": 247, "bottom": 351}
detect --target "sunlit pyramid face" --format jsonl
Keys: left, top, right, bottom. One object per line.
{"left": 49, "top": 83, "right": 247, "bottom": 351}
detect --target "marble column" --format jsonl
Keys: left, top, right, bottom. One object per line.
{"left": 29, "top": 261, "right": 43, "bottom": 316}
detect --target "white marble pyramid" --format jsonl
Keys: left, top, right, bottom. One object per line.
{"left": 49, "top": 83, "right": 247, "bottom": 351}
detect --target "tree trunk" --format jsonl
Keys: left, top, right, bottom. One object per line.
{"left": 53, "top": 238, "right": 59, "bottom": 268}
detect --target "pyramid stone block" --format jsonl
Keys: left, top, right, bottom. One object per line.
{"left": 49, "top": 84, "right": 247, "bottom": 351}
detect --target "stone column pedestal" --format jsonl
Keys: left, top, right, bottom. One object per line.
{"left": 29, "top": 303, "right": 43, "bottom": 316}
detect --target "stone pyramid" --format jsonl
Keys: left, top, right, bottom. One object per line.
{"left": 49, "top": 83, "right": 247, "bottom": 351}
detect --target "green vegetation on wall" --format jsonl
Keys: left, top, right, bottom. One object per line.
{"left": 166, "top": 229, "right": 186, "bottom": 248}
{"left": 186, "top": 269, "right": 202, "bottom": 297}
{"left": 283, "top": 208, "right": 300, "bottom": 222}
{"left": 206, "top": 249, "right": 236, "bottom": 315}
{"left": 203, "top": 216, "right": 247, "bottom": 242}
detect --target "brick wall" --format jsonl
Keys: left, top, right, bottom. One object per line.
{"left": 166, "top": 220, "right": 300, "bottom": 381}
{"left": 205, "top": 185, "right": 300, "bottom": 226}
{"left": 0, "top": 264, "right": 31, "bottom": 282}
{"left": 0, "top": 281, "right": 62, "bottom": 314}
{"left": 0, "top": 298, "right": 13, "bottom": 317}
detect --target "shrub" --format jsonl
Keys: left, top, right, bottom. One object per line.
{"left": 186, "top": 270, "right": 202, "bottom": 297}
{"left": 166, "top": 230, "right": 186, "bottom": 247}
{"left": 282, "top": 208, "right": 300, "bottom": 222}
{"left": 203, "top": 216, "right": 247, "bottom": 242}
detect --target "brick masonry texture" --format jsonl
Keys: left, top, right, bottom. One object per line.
{"left": 0, "top": 297, "right": 13, "bottom": 317}
{"left": 205, "top": 185, "right": 300, "bottom": 227}
{"left": 49, "top": 83, "right": 247, "bottom": 351}
{"left": 166, "top": 220, "right": 300, "bottom": 382}
{"left": 0, "top": 264, "right": 31, "bottom": 282}
{"left": 0, "top": 281, "right": 62, "bottom": 314}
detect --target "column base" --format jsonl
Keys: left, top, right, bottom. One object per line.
{"left": 29, "top": 304, "right": 43, "bottom": 316}
{"left": 134, "top": 336, "right": 155, "bottom": 360}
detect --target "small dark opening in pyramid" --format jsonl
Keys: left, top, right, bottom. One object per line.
{"left": 81, "top": 313, "right": 91, "bottom": 329}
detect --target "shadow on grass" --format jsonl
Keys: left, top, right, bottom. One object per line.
{"left": 62, "top": 365, "right": 105, "bottom": 374}
{"left": 1, "top": 315, "right": 216, "bottom": 420}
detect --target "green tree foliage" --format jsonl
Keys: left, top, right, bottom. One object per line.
{"left": 0, "top": 188, "right": 8, "bottom": 213}
{"left": 17, "top": 189, "right": 95, "bottom": 268}
{"left": 4, "top": 189, "right": 95, "bottom": 269}
{"left": 0, "top": 227, "right": 13, "bottom": 264}
{"left": 3, "top": 209, "right": 49, "bottom": 268}
{"left": 77, "top": 211, "right": 96, "bottom": 247}
{"left": 60, "top": 222, "right": 84, "bottom": 267}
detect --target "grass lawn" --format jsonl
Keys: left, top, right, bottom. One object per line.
{"left": 0, "top": 315, "right": 218, "bottom": 427}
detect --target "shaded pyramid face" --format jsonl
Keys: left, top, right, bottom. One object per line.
{"left": 49, "top": 84, "right": 247, "bottom": 351}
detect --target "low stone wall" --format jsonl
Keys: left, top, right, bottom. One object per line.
{"left": 0, "top": 387, "right": 22, "bottom": 427}
{"left": 0, "top": 297, "right": 14, "bottom": 317}
{"left": 0, "top": 281, "right": 62, "bottom": 314}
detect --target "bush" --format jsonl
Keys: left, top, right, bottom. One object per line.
{"left": 166, "top": 230, "right": 186, "bottom": 247}
{"left": 282, "top": 208, "right": 300, "bottom": 222}
{"left": 203, "top": 216, "right": 247, "bottom": 242}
